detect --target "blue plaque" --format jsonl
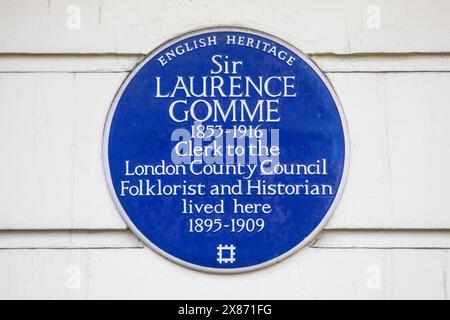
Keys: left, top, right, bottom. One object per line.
{"left": 103, "top": 28, "right": 348, "bottom": 272}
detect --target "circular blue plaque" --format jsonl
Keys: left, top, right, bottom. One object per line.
{"left": 104, "top": 28, "right": 348, "bottom": 272}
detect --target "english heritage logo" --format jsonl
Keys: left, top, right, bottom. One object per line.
{"left": 103, "top": 27, "right": 349, "bottom": 272}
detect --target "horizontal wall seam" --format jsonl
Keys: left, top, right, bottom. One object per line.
{"left": 0, "top": 246, "right": 447, "bottom": 251}
{"left": 1, "top": 53, "right": 450, "bottom": 72}
{"left": 1, "top": 71, "right": 450, "bottom": 74}
{"left": 1, "top": 229, "right": 450, "bottom": 249}
{"left": 1, "top": 52, "right": 450, "bottom": 57}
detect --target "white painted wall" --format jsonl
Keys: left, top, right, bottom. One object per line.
{"left": 0, "top": 0, "right": 449, "bottom": 299}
